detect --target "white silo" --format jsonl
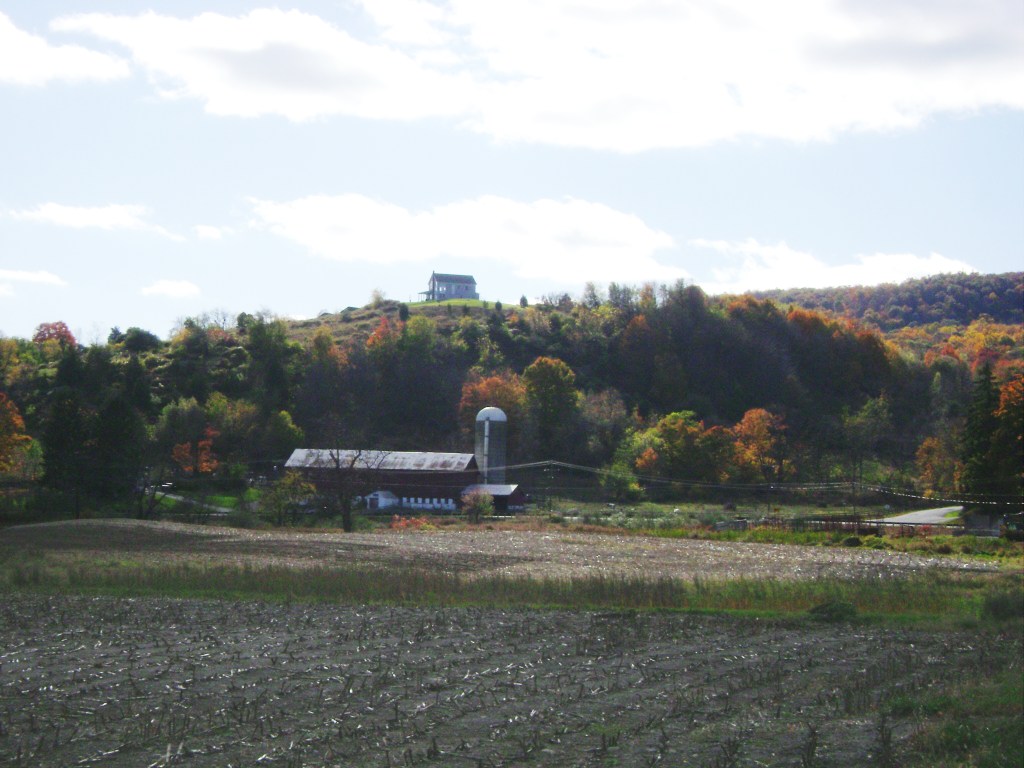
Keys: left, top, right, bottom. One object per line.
{"left": 475, "top": 406, "right": 508, "bottom": 484}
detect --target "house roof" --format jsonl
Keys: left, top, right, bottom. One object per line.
{"left": 287, "top": 449, "right": 477, "bottom": 472}
{"left": 431, "top": 272, "right": 476, "bottom": 284}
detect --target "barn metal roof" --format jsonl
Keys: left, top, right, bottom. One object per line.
{"left": 286, "top": 449, "right": 477, "bottom": 472}
{"left": 462, "top": 484, "right": 521, "bottom": 497}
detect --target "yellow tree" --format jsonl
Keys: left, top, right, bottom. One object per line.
{"left": 0, "top": 392, "right": 30, "bottom": 472}
{"left": 261, "top": 471, "right": 316, "bottom": 527}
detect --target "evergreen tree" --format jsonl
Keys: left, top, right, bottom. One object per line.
{"left": 92, "top": 392, "right": 147, "bottom": 499}
{"left": 42, "top": 389, "right": 94, "bottom": 518}
{"left": 961, "top": 364, "right": 1000, "bottom": 498}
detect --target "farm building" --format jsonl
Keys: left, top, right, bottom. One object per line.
{"left": 462, "top": 484, "right": 527, "bottom": 512}
{"left": 286, "top": 407, "right": 523, "bottom": 513}
{"left": 286, "top": 450, "right": 478, "bottom": 510}
{"left": 420, "top": 271, "right": 479, "bottom": 301}
{"left": 285, "top": 448, "right": 524, "bottom": 512}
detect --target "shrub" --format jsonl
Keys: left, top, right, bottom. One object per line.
{"left": 461, "top": 489, "right": 494, "bottom": 524}
{"left": 842, "top": 536, "right": 862, "bottom": 547}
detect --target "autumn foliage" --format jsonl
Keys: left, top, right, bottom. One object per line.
{"left": 172, "top": 427, "right": 220, "bottom": 475}
{"left": 2, "top": 272, "right": 1020, "bottom": 515}
{"left": 0, "top": 392, "right": 30, "bottom": 472}
{"left": 32, "top": 321, "right": 76, "bottom": 349}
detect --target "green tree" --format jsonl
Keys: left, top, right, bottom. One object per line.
{"left": 92, "top": 392, "right": 147, "bottom": 499}
{"left": 633, "top": 411, "right": 733, "bottom": 485}
{"left": 523, "top": 356, "right": 579, "bottom": 459}
{"left": 156, "top": 397, "right": 212, "bottom": 475}
{"left": 263, "top": 410, "right": 305, "bottom": 462}
{"left": 961, "top": 364, "right": 1000, "bottom": 499}
{"left": 42, "top": 389, "right": 94, "bottom": 518}
{"left": 261, "top": 471, "right": 316, "bottom": 526}
{"left": 843, "top": 396, "right": 893, "bottom": 483}
{"left": 246, "top": 315, "right": 295, "bottom": 413}
{"left": 122, "top": 327, "right": 162, "bottom": 353}
{"left": 123, "top": 353, "right": 154, "bottom": 415}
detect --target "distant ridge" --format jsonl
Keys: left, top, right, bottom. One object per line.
{"left": 735, "top": 271, "right": 1022, "bottom": 330}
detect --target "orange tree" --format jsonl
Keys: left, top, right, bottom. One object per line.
{"left": 730, "top": 408, "right": 791, "bottom": 483}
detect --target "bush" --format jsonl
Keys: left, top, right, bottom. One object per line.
{"left": 462, "top": 489, "right": 494, "bottom": 523}
{"left": 842, "top": 536, "right": 862, "bottom": 547}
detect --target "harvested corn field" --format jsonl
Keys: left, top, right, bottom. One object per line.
{"left": 2, "top": 593, "right": 1019, "bottom": 767}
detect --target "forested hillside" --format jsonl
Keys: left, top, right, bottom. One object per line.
{"left": 1, "top": 273, "right": 1021, "bottom": 519}
{"left": 747, "top": 271, "right": 1022, "bottom": 330}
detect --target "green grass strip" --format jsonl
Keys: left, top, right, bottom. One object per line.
{"left": 2, "top": 551, "right": 1020, "bottom": 626}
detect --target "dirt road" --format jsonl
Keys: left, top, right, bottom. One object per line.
{"left": 875, "top": 506, "right": 962, "bottom": 525}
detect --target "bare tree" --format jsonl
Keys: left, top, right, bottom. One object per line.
{"left": 308, "top": 446, "right": 391, "bottom": 532}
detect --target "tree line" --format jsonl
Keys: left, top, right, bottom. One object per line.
{"left": 0, "top": 274, "right": 1021, "bottom": 519}
{"left": 749, "top": 271, "right": 1022, "bottom": 331}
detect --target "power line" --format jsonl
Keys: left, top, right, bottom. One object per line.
{"left": 501, "top": 459, "right": 1021, "bottom": 505}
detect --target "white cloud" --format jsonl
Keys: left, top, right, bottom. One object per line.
{"left": 0, "top": 269, "right": 66, "bottom": 298}
{"left": 52, "top": 2, "right": 1024, "bottom": 150}
{"left": 53, "top": 9, "right": 473, "bottom": 122}
{"left": 140, "top": 280, "right": 200, "bottom": 299}
{"left": 354, "top": 0, "right": 452, "bottom": 47}
{"left": 10, "top": 203, "right": 183, "bottom": 240}
{"left": 0, "top": 269, "right": 66, "bottom": 286}
{"left": 691, "top": 238, "right": 977, "bottom": 294}
{"left": 194, "top": 224, "right": 231, "bottom": 240}
{"left": 249, "top": 194, "right": 684, "bottom": 284}
{"left": 0, "top": 12, "right": 129, "bottom": 86}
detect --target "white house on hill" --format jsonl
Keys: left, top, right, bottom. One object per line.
{"left": 421, "top": 271, "right": 478, "bottom": 301}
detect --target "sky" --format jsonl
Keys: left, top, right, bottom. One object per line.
{"left": 1, "top": 1, "right": 1022, "bottom": 342}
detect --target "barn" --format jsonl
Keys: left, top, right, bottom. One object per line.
{"left": 285, "top": 449, "right": 481, "bottom": 511}
{"left": 286, "top": 407, "right": 525, "bottom": 514}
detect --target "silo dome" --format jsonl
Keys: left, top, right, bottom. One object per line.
{"left": 475, "top": 406, "right": 508, "bottom": 483}
{"left": 476, "top": 406, "right": 507, "bottom": 423}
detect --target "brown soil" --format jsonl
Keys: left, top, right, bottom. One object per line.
{"left": 3, "top": 593, "right": 1017, "bottom": 767}
{"left": 1, "top": 518, "right": 996, "bottom": 581}
{"left": 0, "top": 519, "right": 1012, "bottom": 767}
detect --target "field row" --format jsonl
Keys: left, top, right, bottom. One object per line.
{"left": 2, "top": 594, "right": 1018, "bottom": 767}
